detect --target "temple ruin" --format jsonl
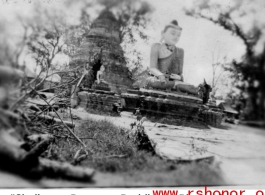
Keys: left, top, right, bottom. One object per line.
{"left": 69, "top": 9, "right": 223, "bottom": 127}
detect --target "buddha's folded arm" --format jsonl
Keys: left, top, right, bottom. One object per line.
{"left": 149, "top": 43, "right": 164, "bottom": 77}
{"left": 149, "top": 68, "right": 164, "bottom": 77}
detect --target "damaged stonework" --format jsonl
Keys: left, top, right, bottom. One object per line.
{"left": 78, "top": 90, "right": 121, "bottom": 111}
{"left": 69, "top": 10, "right": 133, "bottom": 91}
{"left": 121, "top": 88, "right": 223, "bottom": 128}
{"left": 69, "top": 9, "right": 133, "bottom": 112}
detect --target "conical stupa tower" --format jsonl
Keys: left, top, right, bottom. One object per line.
{"left": 70, "top": 9, "right": 133, "bottom": 93}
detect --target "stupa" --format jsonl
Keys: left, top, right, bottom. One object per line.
{"left": 69, "top": 9, "right": 133, "bottom": 111}
{"left": 69, "top": 9, "right": 133, "bottom": 93}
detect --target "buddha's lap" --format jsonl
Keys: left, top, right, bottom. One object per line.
{"left": 147, "top": 77, "right": 196, "bottom": 88}
{"left": 146, "top": 77, "right": 174, "bottom": 89}
{"left": 146, "top": 77, "right": 198, "bottom": 95}
{"left": 176, "top": 84, "right": 198, "bottom": 95}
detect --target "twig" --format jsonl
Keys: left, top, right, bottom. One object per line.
{"left": 71, "top": 154, "right": 88, "bottom": 165}
{"left": 44, "top": 67, "right": 79, "bottom": 79}
{"left": 47, "top": 143, "right": 53, "bottom": 158}
{"left": 31, "top": 88, "right": 88, "bottom": 150}
{"left": 69, "top": 107, "right": 74, "bottom": 132}
{"left": 0, "top": 115, "right": 11, "bottom": 128}
{"left": 29, "top": 128, "right": 80, "bottom": 141}
{"left": 93, "top": 154, "right": 127, "bottom": 159}
{"left": 37, "top": 115, "right": 75, "bottom": 128}
{"left": 38, "top": 77, "right": 79, "bottom": 92}
{"left": 10, "top": 66, "right": 79, "bottom": 111}
{"left": 10, "top": 70, "right": 46, "bottom": 111}
{"left": 71, "top": 148, "right": 90, "bottom": 165}
{"left": 0, "top": 107, "right": 20, "bottom": 119}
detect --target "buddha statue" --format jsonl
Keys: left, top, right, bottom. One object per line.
{"left": 96, "top": 65, "right": 106, "bottom": 84}
{"left": 133, "top": 20, "right": 199, "bottom": 96}
{"left": 91, "top": 64, "right": 110, "bottom": 91}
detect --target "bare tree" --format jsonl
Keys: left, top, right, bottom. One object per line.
{"left": 26, "top": 8, "right": 68, "bottom": 73}
{"left": 185, "top": 0, "right": 265, "bottom": 121}
{"left": 207, "top": 48, "right": 229, "bottom": 96}
{"left": 8, "top": 6, "right": 74, "bottom": 111}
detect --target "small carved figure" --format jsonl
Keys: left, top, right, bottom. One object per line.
{"left": 96, "top": 65, "right": 106, "bottom": 84}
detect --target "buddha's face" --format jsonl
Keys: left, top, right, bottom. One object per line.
{"left": 163, "top": 27, "right": 182, "bottom": 45}
{"left": 100, "top": 65, "right": 105, "bottom": 71}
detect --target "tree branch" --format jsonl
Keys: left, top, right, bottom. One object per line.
{"left": 31, "top": 88, "right": 89, "bottom": 150}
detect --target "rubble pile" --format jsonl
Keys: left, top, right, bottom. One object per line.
{"left": 0, "top": 65, "right": 94, "bottom": 181}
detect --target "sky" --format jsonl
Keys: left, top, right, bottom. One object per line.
{"left": 0, "top": 0, "right": 264, "bottom": 96}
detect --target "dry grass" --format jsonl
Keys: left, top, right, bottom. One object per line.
{"left": 47, "top": 118, "right": 226, "bottom": 186}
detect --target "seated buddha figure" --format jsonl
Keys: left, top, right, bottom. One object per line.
{"left": 145, "top": 20, "right": 198, "bottom": 95}
{"left": 96, "top": 65, "right": 106, "bottom": 84}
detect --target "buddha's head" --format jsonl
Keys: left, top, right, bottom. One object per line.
{"left": 161, "top": 20, "right": 182, "bottom": 45}
{"left": 100, "top": 65, "right": 105, "bottom": 72}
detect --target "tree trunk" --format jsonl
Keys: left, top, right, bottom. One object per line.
{"left": 261, "top": 66, "right": 265, "bottom": 121}
{"left": 259, "top": 44, "right": 265, "bottom": 121}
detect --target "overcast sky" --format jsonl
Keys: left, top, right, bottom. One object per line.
{"left": 0, "top": 0, "right": 264, "bottom": 96}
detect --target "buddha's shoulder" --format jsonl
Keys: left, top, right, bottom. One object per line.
{"left": 175, "top": 47, "right": 184, "bottom": 54}
{"left": 151, "top": 43, "right": 162, "bottom": 50}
